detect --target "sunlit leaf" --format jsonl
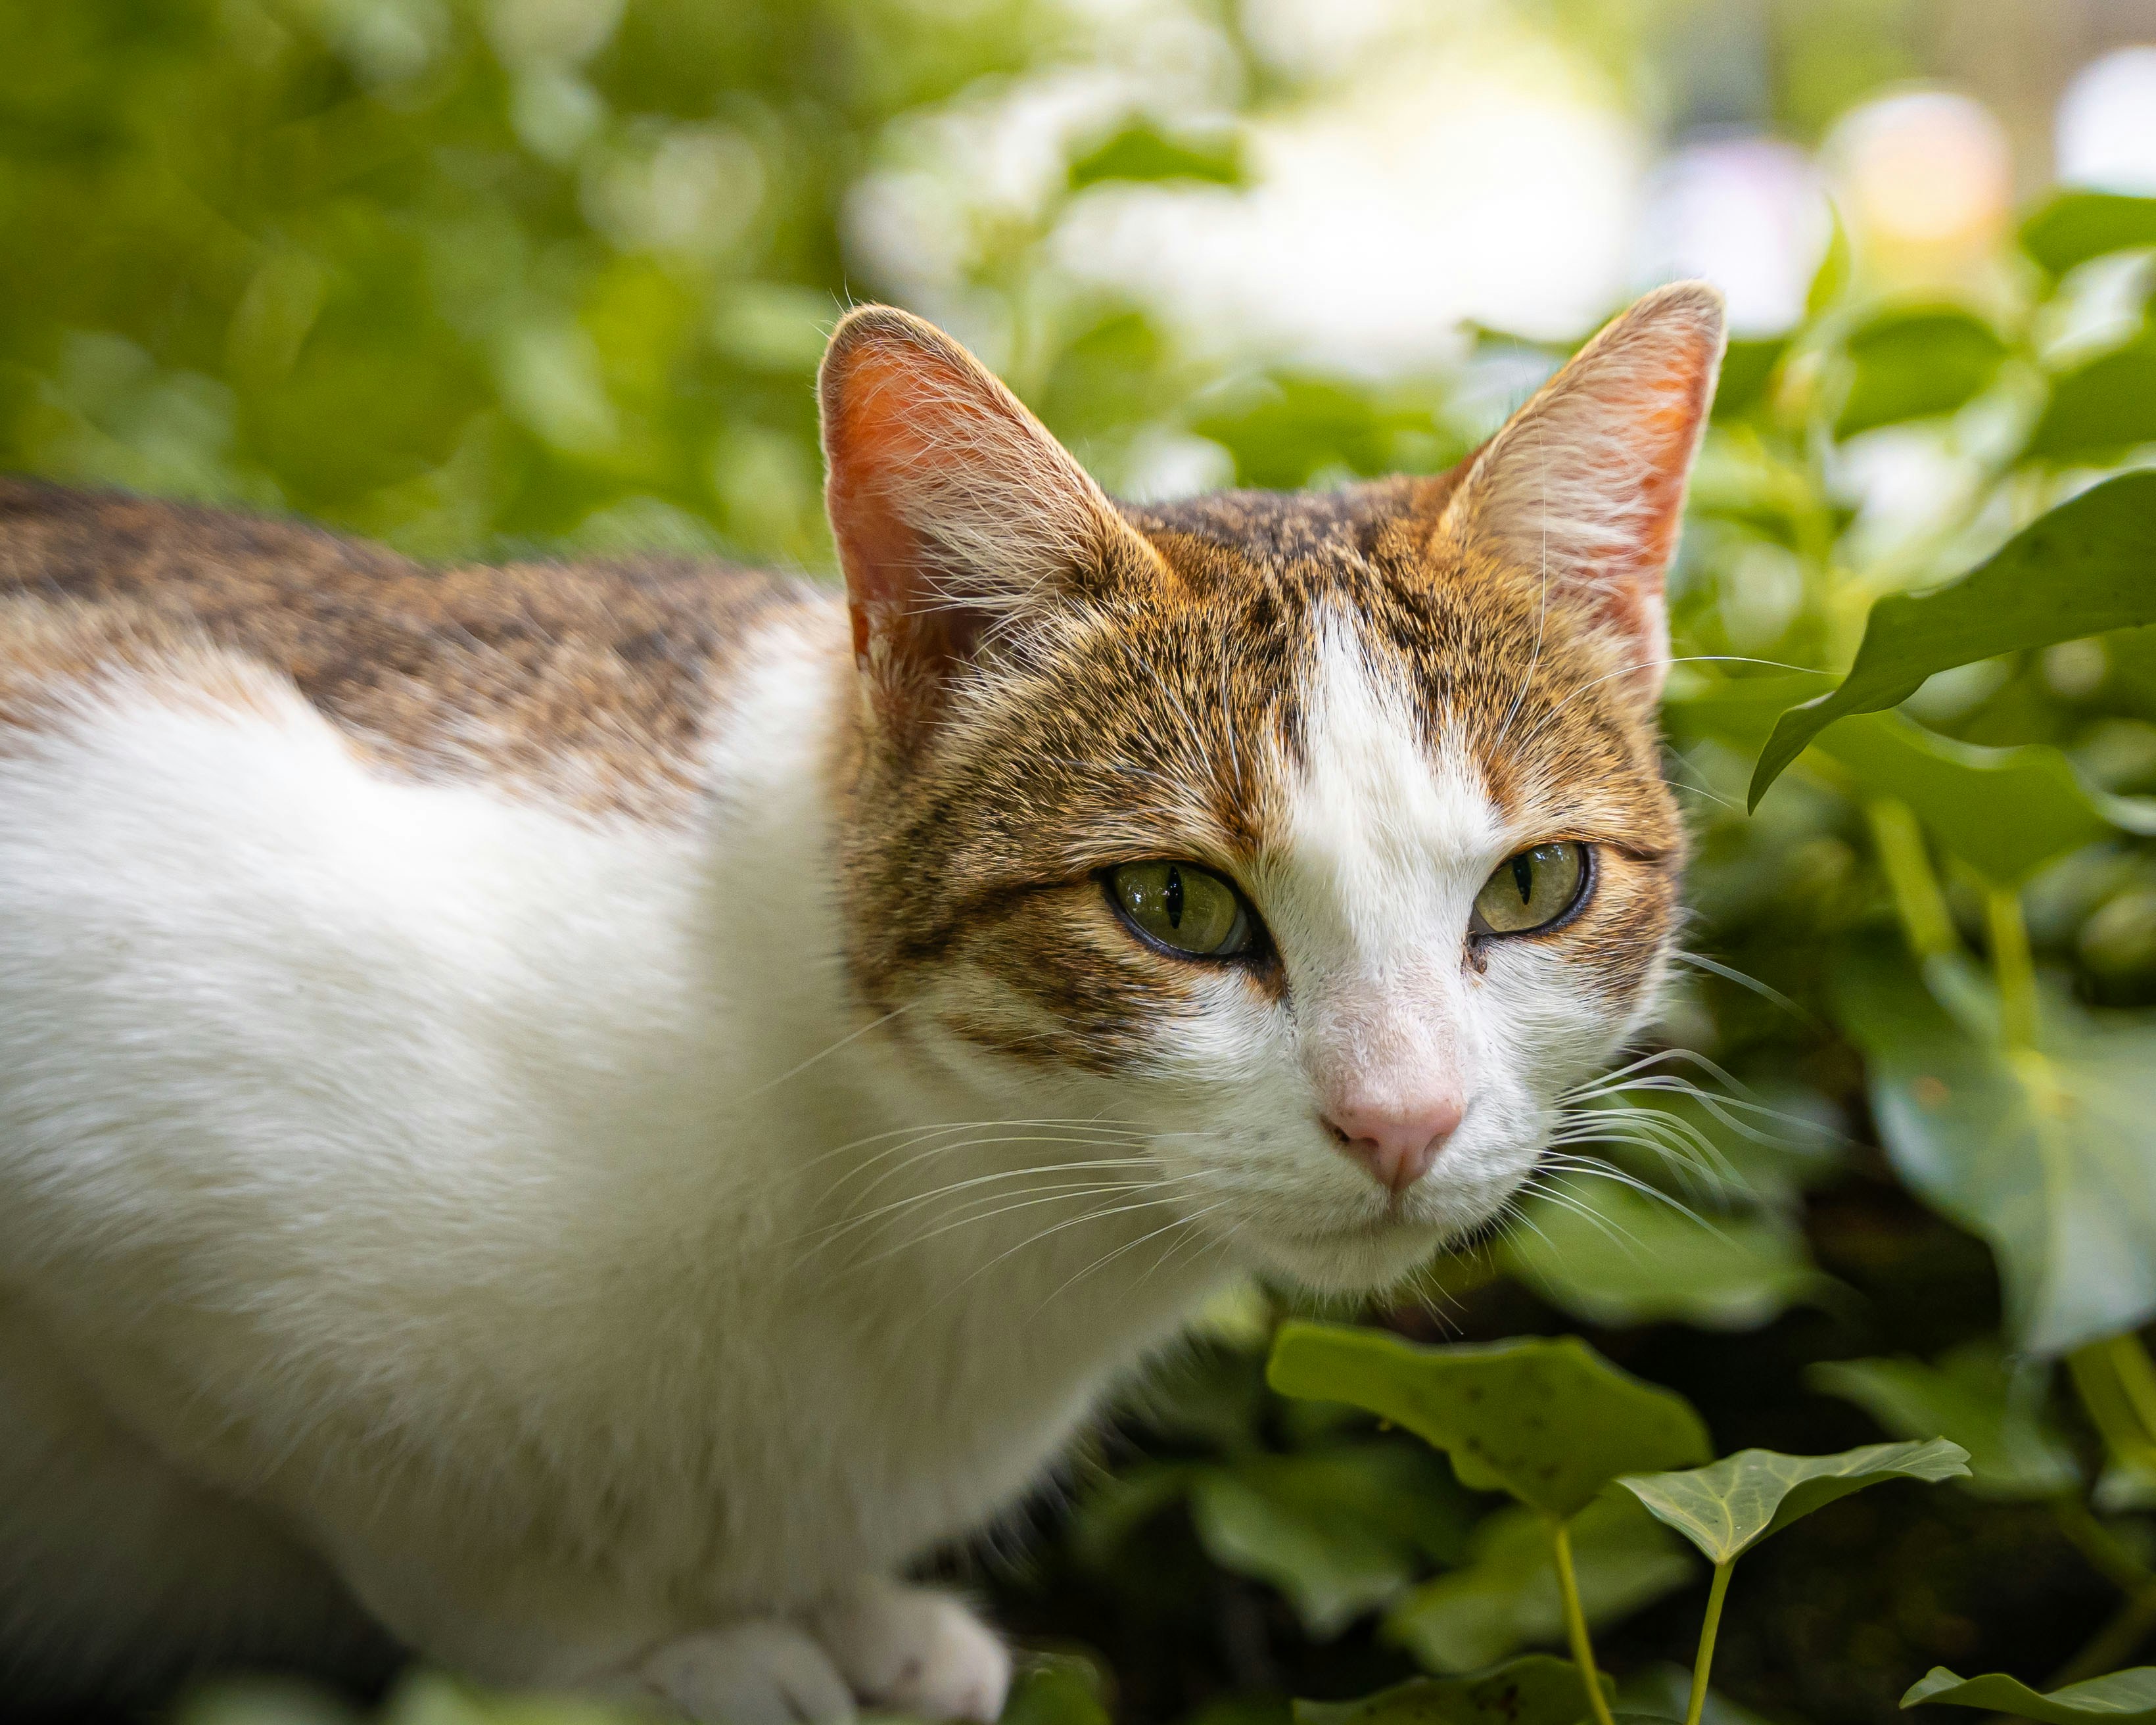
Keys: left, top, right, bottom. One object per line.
{"left": 1499, "top": 1181, "right": 1835, "bottom": 1331}
{"left": 1618, "top": 1438, "right": 1967, "bottom": 1565}
{"left": 1711, "top": 337, "right": 1789, "bottom": 422}
{"left": 2028, "top": 330, "right": 2156, "bottom": 462}
{"left": 1068, "top": 124, "right": 1244, "bottom": 189}
{"left": 1902, "top": 1665, "right": 2156, "bottom": 1720}
{"left": 2021, "top": 190, "right": 2156, "bottom": 276}
{"left": 1294, "top": 1655, "right": 1611, "bottom": 1725}
{"left": 1808, "top": 1341, "right": 2082, "bottom": 1500}
{"left": 1750, "top": 471, "right": 2156, "bottom": 806}
{"left": 1267, "top": 1325, "right": 1711, "bottom": 1519}
{"left": 1384, "top": 1494, "right": 1694, "bottom": 1674}
{"left": 1834, "top": 949, "right": 2156, "bottom": 1356}
{"left": 1834, "top": 306, "right": 2005, "bottom": 437}
{"left": 1808, "top": 710, "right": 2156, "bottom": 886}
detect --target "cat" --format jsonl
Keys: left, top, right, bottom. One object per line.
{"left": 0, "top": 281, "right": 1722, "bottom": 1719}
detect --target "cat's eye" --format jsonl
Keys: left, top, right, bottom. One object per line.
{"left": 1107, "top": 861, "right": 1255, "bottom": 959}
{"left": 1473, "top": 841, "right": 1591, "bottom": 936}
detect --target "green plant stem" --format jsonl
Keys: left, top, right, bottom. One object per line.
{"left": 2045, "top": 1489, "right": 2156, "bottom": 1689}
{"left": 1546, "top": 1515, "right": 1617, "bottom": 1725}
{"left": 1867, "top": 799, "right": 1958, "bottom": 960}
{"left": 2108, "top": 1333, "right": 2156, "bottom": 1438}
{"left": 1685, "top": 1560, "right": 1735, "bottom": 1725}
{"left": 1985, "top": 884, "right": 2040, "bottom": 1050}
{"left": 2051, "top": 1494, "right": 2156, "bottom": 1595}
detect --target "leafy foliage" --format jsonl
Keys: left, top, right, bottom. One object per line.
{"left": 1292, "top": 1657, "right": 1611, "bottom": 1725}
{"left": 1835, "top": 953, "right": 2156, "bottom": 1355}
{"left": 1265, "top": 1327, "right": 1712, "bottom": 1520}
{"left": 1618, "top": 1440, "right": 1970, "bottom": 1565}
{"left": 1902, "top": 1665, "right": 2156, "bottom": 1720}
{"left": 1750, "top": 474, "right": 2156, "bottom": 807}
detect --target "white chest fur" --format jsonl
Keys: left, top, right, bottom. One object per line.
{"left": 0, "top": 621, "right": 1220, "bottom": 1690}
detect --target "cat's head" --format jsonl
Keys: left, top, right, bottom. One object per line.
{"left": 818, "top": 285, "right": 1722, "bottom": 1294}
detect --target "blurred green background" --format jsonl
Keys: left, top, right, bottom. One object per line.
{"left": 11, "top": 3, "right": 2156, "bottom": 1724}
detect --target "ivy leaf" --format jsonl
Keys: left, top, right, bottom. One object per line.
{"left": 1499, "top": 1182, "right": 1835, "bottom": 1331}
{"left": 1748, "top": 471, "right": 2156, "bottom": 808}
{"left": 1618, "top": 1439, "right": 1968, "bottom": 1566}
{"left": 1808, "top": 1342, "right": 2082, "bottom": 1500}
{"left": 1902, "top": 1665, "right": 2156, "bottom": 1720}
{"left": 1293, "top": 1655, "right": 1613, "bottom": 1725}
{"left": 1835, "top": 306, "right": 2006, "bottom": 438}
{"left": 1834, "top": 949, "right": 2156, "bottom": 1356}
{"left": 1384, "top": 1494, "right": 1695, "bottom": 1675}
{"left": 1808, "top": 710, "right": 2156, "bottom": 886}
{"left": 2028, "top": 330, "right": 2156, "bottom": 463}
{"left": 2020, "top": 189, "right": 2156, "bottom": 275}
{"left": 1266, "top": 1325, "right": 1711, "bottom": 1519}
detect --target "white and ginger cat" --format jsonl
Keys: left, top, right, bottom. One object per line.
{"left": 0, "top": 283, "right": 1723, "bottom": 1717}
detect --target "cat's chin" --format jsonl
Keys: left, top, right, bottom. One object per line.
{"left": 1225, "top": 1213, "right": 1461, "bottom": 1296}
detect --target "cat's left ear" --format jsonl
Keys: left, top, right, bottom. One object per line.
{"left": 1435, "top": 281, "right": 1725, "bottom": 702}
{"left": 820, "top": 305, "right": 1154, "bottom": 736}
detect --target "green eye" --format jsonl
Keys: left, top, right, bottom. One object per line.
{"left": 1108, "top": 861, "right": 1255, "bottom": 958}
{"left": 1474, "top": 841, "right": 1591, "bottom": 935}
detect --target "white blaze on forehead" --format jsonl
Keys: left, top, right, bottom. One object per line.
{"left": 1277, "top": 617, "right": 1505, "bottom": 974}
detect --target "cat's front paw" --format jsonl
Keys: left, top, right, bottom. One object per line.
{"left": 813, "top": 1582, "right": 1011, "bottom": 1723}
{"left": 619, "top": 1620, "right": 857, "bottom": 1725}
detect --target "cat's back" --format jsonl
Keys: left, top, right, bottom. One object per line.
{"left": 0, "top": 477, "right": 837, "bottom": 816}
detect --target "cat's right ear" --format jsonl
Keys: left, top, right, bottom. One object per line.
{"left": 820, "top": 306, "right": 1150, "bottom": 736}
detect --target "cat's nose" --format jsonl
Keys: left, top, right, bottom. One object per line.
{"left": 1323, "top": 1093, "right": 1466, "bottom": 1194}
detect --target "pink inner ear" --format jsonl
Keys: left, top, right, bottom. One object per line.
{"left": 1440, "top": 284, "right": 1725, "bottom": 697}
{"left": 824, "top": 343, "right": 962, "bottom": 672}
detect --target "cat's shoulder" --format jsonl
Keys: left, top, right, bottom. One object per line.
{"left": 0, "top": 477, "right": 841, "bottom": 818}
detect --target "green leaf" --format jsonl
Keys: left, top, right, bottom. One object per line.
{"left": 1748, "top": 471, "right": 2156, "bottom": 807}
{"left": 999, "top": 1655, "right": 1115, "bottom": 1725}
{"left": 1188, "top": 1448, "right": 1472, "bottom": 1636}
{"left": 1384, "top": 1494, "right": 1695, "bottom": 1674}
{"left": 1293, "top": 1655, "right": 1612, "bottom": 1725}
{"left": 1835, "top": 306, "right": 2006, "bottom": 437}
{"left": 1834, "top": 949, "right": 2156, "bottom": 1355}
{"left": 1808, "top": 1340, "right": 2082, "bottom": 1500}
{"left": 1617, "top": 1438, "right": 1967, "bottom": 1565}
{"left": 1266, "top": 1325, "right": 1712, "bottom": 1519}
{"left": 1712, "top": 337, "right": 1789, "bottom": 423}
{"left": 2021, "top": 190, "right": 2156, "bottom": 276}
{"left": 1808, "top": 710, "right": 2156, "bottom": 886}
{"left": 1068, "top": 124, "right": 1244, "bottom": 189}
{"left": 2028, "top": 331, "right": 2156, "bottom": 463}
{"left": 1618, "top": 1662, "right": 1780, "bottom": 1725}
{"left": 1902, "top": 1665, "right": 2156, "bottom": 1720}
{"left": 1499, "top": 1182, "right": 1835, "bottom": 1331}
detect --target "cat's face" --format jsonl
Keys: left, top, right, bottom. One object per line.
{"left": 821, "top": 288, "right": 1721, "bottom": 1293}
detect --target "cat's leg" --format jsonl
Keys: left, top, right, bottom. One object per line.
{"left": 583, "top": 1582, "right": 1008, "bottom": 1725}
{"left": 810, "top": 1579, "right": 1012, "bottom": 1722}
{"left": 0, "top": 1302, "right": 394, "bottom": 1701}
{"left": 598, "top": 1621, "right": 858, "bottom": 1725}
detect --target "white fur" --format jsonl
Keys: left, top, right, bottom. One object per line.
{"left": 0, "top": 602, "right": 1646, "bottom": 1709}
{"left": 1119, "top": 620, "right": 1635, "bottom": 1293}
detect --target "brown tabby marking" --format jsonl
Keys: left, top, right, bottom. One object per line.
{"left": 836, "top": 476, "right": 1680, "bottom": 1075}
{"left": 0, "top": 479, "right": 826, "bottom": 818}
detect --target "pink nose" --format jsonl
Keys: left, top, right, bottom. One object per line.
{"left": 1323, "top": 1093, "right": 1466, "bottom": 1194}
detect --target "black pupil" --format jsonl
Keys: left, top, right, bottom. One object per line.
{"left": 1165, "top": 865, "right": 1184, "bottom": 928}
{"left": 1511, "top": 853, "right": 1535, "bottom": 905}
